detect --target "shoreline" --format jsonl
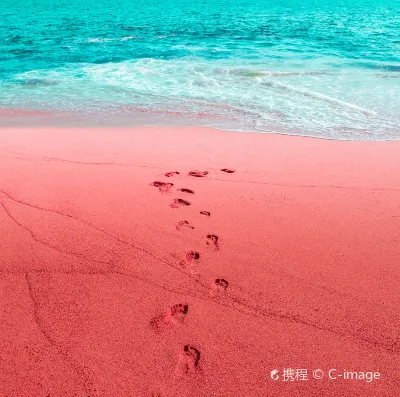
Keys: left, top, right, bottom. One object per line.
{"left": 1, "top": 108, "right": 399, "bottom": 142}
{"left": 1, "top": 125, "right": 399, "bottom": 396}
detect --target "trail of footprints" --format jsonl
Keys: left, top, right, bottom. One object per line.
{"left": 149, "top": 168, "right": 235, "bottom": 377}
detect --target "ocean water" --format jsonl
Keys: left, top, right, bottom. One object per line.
{"left": 1, "top": 0, "right": 399, "bottom": 140}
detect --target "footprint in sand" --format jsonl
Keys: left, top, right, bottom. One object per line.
{"left": 150, "top": 304, "right": 189, "bottom": 333}
{"left": 175, "top": 345, "right": 201, "bottom": 377}
{"left": 200, "top": 210, "right": 211, "bottom": 217}
{"left": 176, "top": 220, "right": 195, "bottom": 231}
{"left": 170, "top": 198, "right": 191, "bottom": 208}
{"left": 178, "top": 188, "right": 195, "bottom": 194}
{"left": 221, "top": 168, "right": 235, "bottom": 173}
{"left": 179, "top": 251, "right": 200, "bottom": 275}
{"left": 210, "top": 278, "right": 229, "bottom": 297}
{"left": 206, "top": 234, "right": 219, "bottom": 251}
{"left": 188, "top": 170, "right": 209, "bottom": 178}
{"left": 186, "top": 251, "right": 200, "bottom": 261}
{"left": 165, "top": 171, "right": 180, "bottom": 177}
{"left": 151, "top": 181, "right": 174, "bottom": 193}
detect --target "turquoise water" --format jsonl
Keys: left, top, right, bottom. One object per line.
{"left": 1, "top": 0, "right": 399, "bottom": 139}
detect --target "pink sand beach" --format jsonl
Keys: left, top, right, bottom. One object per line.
{"left": 0, "top": 125, "right": 399, "bottom": 396}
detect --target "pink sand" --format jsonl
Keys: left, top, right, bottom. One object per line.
{"left": 0, "top": 126, "right": 399, "bottom": 396}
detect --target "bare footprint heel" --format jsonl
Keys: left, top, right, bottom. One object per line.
{"left": 150, "top": 313, "right": 168, "bottom": 334}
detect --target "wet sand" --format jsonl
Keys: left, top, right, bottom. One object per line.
{"left": 0, "top": 126, "right": 399, "bottom": 396}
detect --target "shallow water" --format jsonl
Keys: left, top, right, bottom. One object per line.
{"left": 1, "top": 0, "right": 399, "bottom": 139}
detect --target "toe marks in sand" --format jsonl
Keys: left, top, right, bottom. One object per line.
{"left": 151, "top": 181, "right": 174, "bottom": 193}
{"left": 188, "top": 170, "right": 209, "bottom": 178}
{"left": 184, "top": 344, "right": 201, "bottom": 367}
{"left": 206, "top": 234, "right": 219, "bottom": 250}
{"left": 175, "top": 345, "right": 201, "bottom": 377}
{"left": 210, "top": 278, "right": 229, "bottom": 297}
{"left": 200, "top": 210, "right": 210, "bottom": 217}
{"left": 186, "top": 251, "right": 200, "bottom": 261}
{"left": 176, "top": 220, "right": 194, "bottom": 231}
{"left": 165, "top": 171, "right": 180, "bottom": 177}
{"left": 215, "top": 278, "right": 229, "bottom": 290}
{"left": 170, "top": 198, "right": 191, "bottom": 208}
{"left": 179, "top": 251, "right": 201, "bottom": 275}
{"left": 151, "top": 181, "right": 173, "bottom": 188}
{"left": 178, "top": 188, "right": 195, "bottom": 194}
{"left": 150, "top": 303, "right": 189, "bottom": 333}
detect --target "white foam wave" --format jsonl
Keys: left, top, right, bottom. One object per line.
{"left": 85, "top": 36, "right": 140, "bottom": 43}
{"left": 5, "top": 58, "right": 399, "bottom": 140}
{"left": 262, "top": 80, "right": 377, "bottom": 116}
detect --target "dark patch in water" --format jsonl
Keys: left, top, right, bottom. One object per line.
{"left": 351, "top": 62, "right": 400, "bottom": 72}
